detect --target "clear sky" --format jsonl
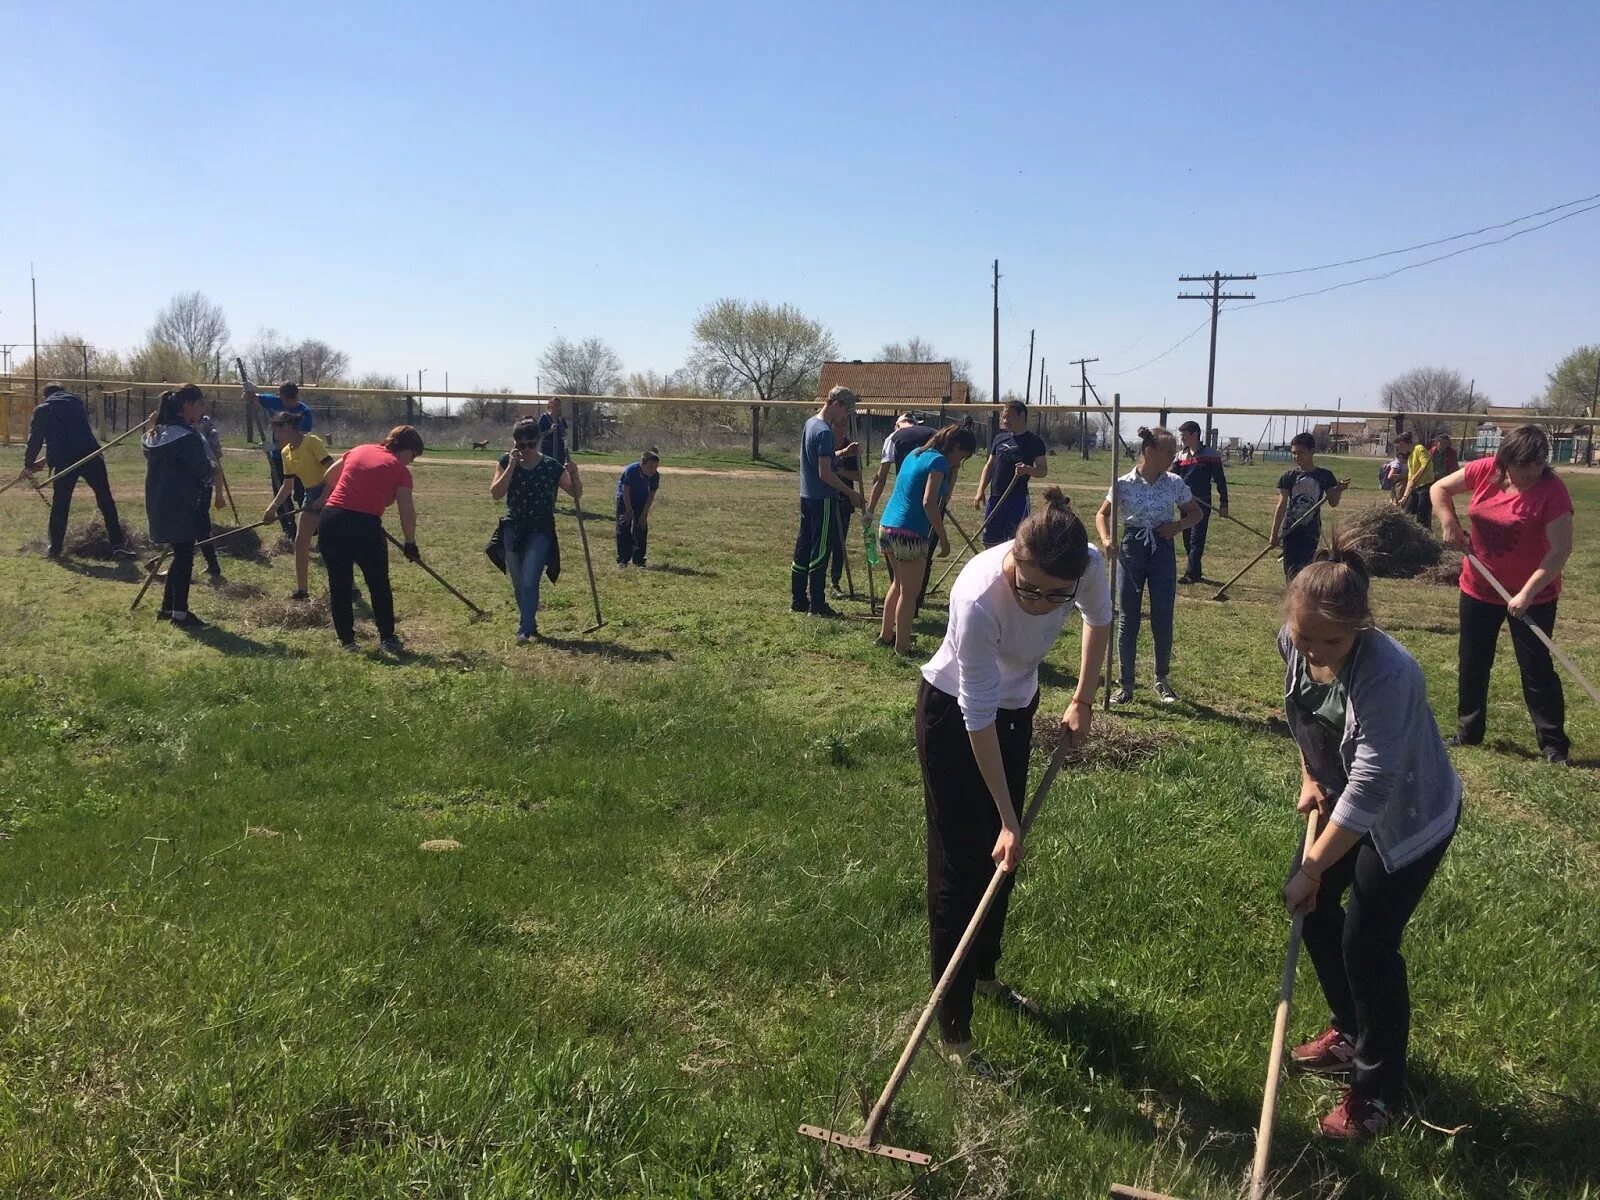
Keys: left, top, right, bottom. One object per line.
{"left": 6, "top": 0, "right": 1598, "bottom": 439}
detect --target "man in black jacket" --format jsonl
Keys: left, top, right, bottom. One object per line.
{"left": 23, "top": 383, "right": 133, "bottom": 559}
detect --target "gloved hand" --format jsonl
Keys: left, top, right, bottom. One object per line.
{"left": 403, "top": 542, "right": 422, "bottom": 563}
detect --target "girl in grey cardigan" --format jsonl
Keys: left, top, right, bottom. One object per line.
{"left": 1277, "top": 535, "right": 1459, "bottom": 1141}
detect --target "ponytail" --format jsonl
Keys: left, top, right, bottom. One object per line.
{"left": 154, "top": 383, "right": 204, "bottom": 428}
{"left": 1286, "top": 528, "right": 1374, "bottom": 630}
{"left": 1012, "top": 487, "right": 1088, "bottom": 580}
{"left": 1136, "top": 425, "right": 1176, "bottom": 461}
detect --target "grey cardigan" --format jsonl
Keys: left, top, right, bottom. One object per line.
{"left": 1279, "top": 626, "right": 1461, "bottom": 871}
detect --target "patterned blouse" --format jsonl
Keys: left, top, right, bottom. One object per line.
{"left": 1105, "top": 469, "right": 1193, "bottom": 531}
{"left": 499, "top": 453, "right": 566, "bottom": 529}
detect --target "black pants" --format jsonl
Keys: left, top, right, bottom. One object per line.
{"left": 1405, "top": 489, "right": 1430, "bottom": 529}
{"left": 160, "top": 542, "right": 195, "bottom": 615}
{"left": 1301, "top": 823, "right": 1454, "bottom": 1106}
{"left": 1282, "top": 532, "right": 1318, "bottom": 582}
{"left": 1181, "top": 509, "right": 1210, "bottom": 580}
{"left": 48, "top": 458, "right": 125, "bottom": 553}
{"left": 1456, "top": 593, "right": 1567, "bottom": 756}
{"left": 267, "top": 449, "right": 304, "bottom": 538}
{"left": 200, "top": 519, "right": 222, "bottom": 574}
{"left": 829, "top": 504, "right": 853, "bottom": 588}
{"left": 615, "top": 504, "right": 648, "bottom": 565}
{"left": 791, "top": 497, "right": 835, "bottom": 610}
{"left": 916, "top": 680, "right": 1038, "bottom": 1045}
{"left": 318, "top": 508, "right": 395, "bottom": 644}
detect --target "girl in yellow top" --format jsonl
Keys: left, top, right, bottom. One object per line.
{"left": 264, "top": 412, "right": 336, "bottom": 599}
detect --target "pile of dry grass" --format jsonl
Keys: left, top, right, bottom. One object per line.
{"left": 1033, "top": 713, "right": 1179, "bottom": 768}
{"left": 212, "top": 580, "right": 267, "bottom": 602}
{"left": 1415, "top": 552, "right": 1465, "bottom": 586}
{"left": 1341, "top": 504, "right": 1442, "bottom": 578}
{"left": 39, "top": 521, "right": 154, "bottom": 558}
{"left": 246, "top": 594, "right": 331, "bottom": 630}
{"left": 208, "top": 523, "right": 269, "bottom": 562}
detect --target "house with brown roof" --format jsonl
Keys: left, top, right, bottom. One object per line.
{"left": 816, "top": 361, "right": 961, "bottom": 413}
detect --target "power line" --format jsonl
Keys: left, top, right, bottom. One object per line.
{"left": 1099, "top": 316, "right": 1211, "bottom": 377}
{"left": 1237, "top": 199, "right": 1600, "bottom": 312}
{"left": 1259, "top": 189, "right": 1600, "bottom": 278}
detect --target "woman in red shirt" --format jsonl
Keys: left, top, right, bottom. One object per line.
{"left": 1431, "top": 425, "right": 1575, "bottom": 765}
{"left": 312, "top": 425, "right": 425, "bottom": 653}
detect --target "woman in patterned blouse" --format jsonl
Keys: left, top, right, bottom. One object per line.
{"left": 1094, "top": 426, "right": 1202, "bottom": 706}
{"left": 490, "top": 417, "right": 581, "bottom": 643}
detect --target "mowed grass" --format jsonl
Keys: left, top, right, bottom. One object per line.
{"left": 0, "top": 442, "right": 1596, "bottom": 1200}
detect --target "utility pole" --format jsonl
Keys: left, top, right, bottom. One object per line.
{"left": 1037, "top": 357, "right": 1045, "bottom": 438}
{"left": 31, "top": 264, "right": 39, "bottom": 409}
{"left": 991, "top": 260, "right": 1001, "bottom": 441}
{"left": 444, "top": 370, "right": 450, "bottom": 418}
{"left": 1178, "top": 271, "right": 1256, "bottom": 444}
{"left": 1024, "top": 329, "right": 1035, "bottom": 403}
{"left": 1073, "top": 357, "right": 1098, "bottom": 459}
{"left": 1586, "top": 353, "right": 1599, "bottom": 466}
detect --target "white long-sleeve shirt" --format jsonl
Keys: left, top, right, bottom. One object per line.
{"left": 922, "top": 542, "right": 1114, "bottom": 731}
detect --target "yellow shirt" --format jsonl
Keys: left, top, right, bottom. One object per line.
{"left": 1406, "top": 443, "right": 1434, "bottom": 490}
{"left": 282, "top": 434, "right": 333, "bottom": 488}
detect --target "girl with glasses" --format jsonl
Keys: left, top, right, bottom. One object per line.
{"left": 491, "top": 417, "right": 581, "bottom": 643}
{"left": 915, "top": 488, "right": 1113, "bottom": 1067}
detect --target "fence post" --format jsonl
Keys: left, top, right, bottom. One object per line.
{"left": 750, "top": 405, "right": 761, "bottom": 460}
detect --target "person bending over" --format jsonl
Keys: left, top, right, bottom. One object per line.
{"left": 876, "top": 424, "right": 976, "bottom": 654}
{"left": 615, "top": 448, "right": 660, "bottom": 569}
{"left": 24, "top": 382, "right": 134, "bottom": 560}
{"left": 264, "top": 412, "right": 337, "bottom": 599}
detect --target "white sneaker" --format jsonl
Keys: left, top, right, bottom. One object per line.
{"left": 1154, "top": 678, "right": 1179, "bottom": 704}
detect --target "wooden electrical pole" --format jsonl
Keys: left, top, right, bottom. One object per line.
{"left": 1073, "top": 357, "right": 1098, "bottom": 459}
{"left": 31, "top": 265, "right": 39, "bottom": 409}
{"left": 1024, "top": 329, "right": 1035, "bottom": 403}
{"left": 991, "top": 260, "right": 1001, "bottom": 440}
{"left": 1179, "top": 271, "right": 1256, "bottom": 444}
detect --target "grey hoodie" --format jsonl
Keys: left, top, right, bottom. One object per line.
{"left": 1279, "top": 626, "right": 1461, "bottom": 871}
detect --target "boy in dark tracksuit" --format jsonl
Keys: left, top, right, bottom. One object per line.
{"left": 615, "top": 449, "right": 660, "bottom": 567}
{"left": 23, "top": 383, "right": 134, "bottom": 559}
{"left": 1173, "top": 420, "right": 1229, "bottom": 583}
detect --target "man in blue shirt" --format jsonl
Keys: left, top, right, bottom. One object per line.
{"left": 792, "top": 386, "right": 865, "bottom": 617}
{"left": 1173, "top": 420, "right": 1230, "bottom": 583}
{"left": 245, "top": 379, "right": 314, "bottom": 537}
{"left": 615, "top": 448, "right": 661, "bottom": 567}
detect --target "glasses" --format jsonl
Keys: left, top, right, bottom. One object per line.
{"left": 1012, "top": 573, "right": 1079, "bottom": 607}
{"left": 514, "top": 437, "right": 537, "bottom": 447}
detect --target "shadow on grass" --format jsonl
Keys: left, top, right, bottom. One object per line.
{"left": 1182, "top": 699, "right": 1292, "bottom": 740}
{"left": 538, "top": 635, "right": 674, "bottom": 663}
{"left": 51, "top": 558, "right": 143, "bottom": 584}
{"left": 648, "top": 563, "right": 718, "bottom": 578}
{"left": 179, "top": 623, "right": 295, "bottom": 657}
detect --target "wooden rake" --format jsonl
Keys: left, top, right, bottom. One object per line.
{"left": 926, "top": 471, "right": 1023, "bottom": 597}
{"left": 1466, "top": 553, "right": 1600, "bottom": 710}
{"left": 131, "top": 509, "right": 304, "bottom": 611}
{"left": 1211, "top": 483, "right": 1347, "bottom": 601}
{"left": 798, "top": 740, "right": 1072, "bottom": 1166}
{"left": 382, "top": 530, "right": 489, "bottom": 621}
{"left": 1110, "top": 811, "right": 1318, "bottom": 1200}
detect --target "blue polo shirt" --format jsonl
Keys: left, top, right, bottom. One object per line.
{"left": 800, "top": 417, "right": 836, "bottom": 501}
{"left": 256, "top": 393, "right": 314, "bottom": 433}
{"left": 616, "top": 462, "right": 660, "bottom": 510}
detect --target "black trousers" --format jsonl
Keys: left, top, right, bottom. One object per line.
{"left": 916, "top": 680, "right": 1038, "bottom": 1044}
{"left": 791, "top": 497, "right": 835, "bottom": 610}
{"left": 48, "top": 457, "right": 125, "bottom": 553}
{"left": 1405, "top": 489, "right": 1431, "bottom": 529}
{"left": 1456, "top": 592, "right": 1567, "bottom": 755}
{"left": 1282, "top": 532, "right": 1318, "bottom": 581}
{"left": 267, "top": 449, "right": 304, "bottom": 538}
{"left": 200, "top": 519, "right": 222, "bottom": 574}
{"left": 615, "top": 503, "right": 648, "bottom": 565}
{"left": 829, "top": 504, "right": 853, "bottom": 588}
{"left": 1300, "top": 823, "right": 1454, "bottom": 1106}
{"left": 318, "top": 508, "right": 395, "bottom": 644}
{"left": 160, "top": 542, "right": 195, "bottom": 615}
{"left": 1181, "top": 508, "right": 1211, "bottom": 579}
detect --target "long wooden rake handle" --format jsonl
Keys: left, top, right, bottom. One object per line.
{"left": 928, "top": 471, "right": 1023, "bottom": 596}
{"left": 131, "top": 508, "right": 305, "bottom": 611}
{"left": 382, "top": 529, "right": 487, "bottom": 618}
{"left": 1212, "top": 488, "right": 1341, "bottom": 600}
{"left": 1192, "top": 495, "right": 1270, "bottom": 543}
{"left": 1248, "top": 810, "right": 1319, "bottom": 1200}
{"left": 21, "top": 418, "right": 151, "bottom": 492}
{"left": 567, "top": 489, "right": 605, "bottom": 633}
{"left": 858, "top": 740, "right": 1073, "bottom": 1146}
{"left": 1465, "top": 553, "right": 1600, "bottom": 709}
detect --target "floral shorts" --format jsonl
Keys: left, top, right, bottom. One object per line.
{"left": 879, "top": 526, "right": 929, "bottom": 562}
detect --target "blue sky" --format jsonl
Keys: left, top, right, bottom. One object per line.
{"left": 6, "top": 0, "right": 1598, "bottom": 438}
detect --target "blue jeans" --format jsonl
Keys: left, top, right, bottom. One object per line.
{"left": 1118, "top": 531, "right": 1176, "bottom": 689}
{"left": 505, "top": 531, "right": 552, "bottom": 637}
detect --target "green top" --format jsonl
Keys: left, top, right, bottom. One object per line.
{"left": 1291, "top": 655, "right": 1349, "bottom": 733}
{"left": 498, "top": 453, "right": 565, "bottom": 528}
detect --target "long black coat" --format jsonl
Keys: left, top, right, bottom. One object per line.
{"left": 142, "top": 424, "right": 213, "bottom": 544}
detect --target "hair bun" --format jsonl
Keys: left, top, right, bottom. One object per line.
{"left": 1041, "top": 486, "right": 1070, "bottom": 511}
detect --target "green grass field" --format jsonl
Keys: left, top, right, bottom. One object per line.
{"left": 1, "top": 442, "right": 1596, "bottom": 1199}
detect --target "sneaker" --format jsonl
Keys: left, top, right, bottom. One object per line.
{"left": 110, "top": 546, "right": 137, "bottom": 561}
{"left": 155, "top": 610, "right": 173, "bottom": 622}
{"left": 1544, "top": 746, "right": 1571, "bottom": 767}
{"left": 339, "top": 639, "right": 359, "bottom": 652}
{"left": 1110, "top": 687, "right": 1134, "bottom": 706}
{"left": 516, "top": 633, "right": 532, "bottom": 645}
{"left": 791, "top": 601, "right": 809, "bottom": 614}
{"left": 169, "top": 612, "right": 207, "bottom": 629}
{"left": 1445, "top": 734, "right": 1478, "bottom": 748}
{"left": 1291, "top": 1025, "right": 1355, "bottom": 1074}
{"left": 976, "top": 978, "right": 1043, "bottom": 1017}
{"left": 1177, "top": 573, "right": 1197, "bottom": 585}
{"left": 206, "top": 571, "right": 225, "bottom": 586}
{"left": 289, "top": 589, "right": 310, "bottom": 601}
{"left": 830, "top": 584, "right": 846, "bottom": 599}
{"left": 617, "top": 561, "right": 629, "bottom": 569}
{"left": 943, "top": 1041, "right": 999, "bottom": 1080}
{"left": 809, "top": 604, "right": 842, "bottom": 619}
{"left": 1318, "top": 1091, "right": 1391, "bottom": 1141}
{"left": 379, "top": 636, "right": 405, "bottom": 654}
{"left": 46, "top": 546, "right": 63, "bottom": 560}
{"left": 1153, "top": 678, "right": 1179, "bottom": 705}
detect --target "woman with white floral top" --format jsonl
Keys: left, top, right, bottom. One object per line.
{"left": 1094, "top": 426, "right": 1202, "bottom": 705}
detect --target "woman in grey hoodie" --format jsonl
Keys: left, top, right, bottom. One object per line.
{"left": 1277, "top": 532, "right": 1459, "bottom": 1141}
{"left": 143, "top": 385, "right": 215, "bottom": 627}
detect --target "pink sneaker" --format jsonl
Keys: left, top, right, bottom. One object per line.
{"left": 1319, "top": 1091, "right": 1392, "bottom": 1140}
{"left": 1291, "top": 1025, "right": 1355, "bottom": 1074}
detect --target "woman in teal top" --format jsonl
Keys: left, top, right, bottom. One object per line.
{"left": 877, "top": 424, "right": 976, "bottom": 654}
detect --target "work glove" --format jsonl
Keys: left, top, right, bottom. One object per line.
{"left": 403, "top": 542, "right": 422, "bottom": 563}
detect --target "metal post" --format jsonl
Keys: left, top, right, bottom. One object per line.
{"left": 1103, "top": 391, "right": 1122, "bottom": 712}
{"left": 991, "top": 260, "right": 1000, "bottom": 441}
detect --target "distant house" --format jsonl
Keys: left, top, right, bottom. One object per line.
{"left": 816, "top": 361, "right": 961, "bottom": 415}
{"left": 1310, "top": 419, "right": 1384, "bottom": 454}
{"left": 1475, "top": 404, "right": 1587, "bottom": 463}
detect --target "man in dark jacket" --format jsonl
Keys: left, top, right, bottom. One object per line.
{"left": 1173, "top": 420, "right": 1229, "bottom": 583}
{"left": 24, "top": 383, "right": 133, "bottom": 559}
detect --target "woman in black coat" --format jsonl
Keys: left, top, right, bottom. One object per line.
{"left": 143, "top": 385, "right": 215, "bottom": 627}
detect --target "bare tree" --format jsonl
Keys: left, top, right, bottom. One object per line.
{"left": 1381, "top": 366, "right": 1486, "bottom": 442}
{"left": 538, "top": 336, "right": 623, "bottom": 445}
{"left": 880, "top": 336, "right": 973, "bottom": 383}
{"left": 148, "top": 291, "right": 230, "bottom": 379}
{"left": 127, "top": 339, "right": 207, "bottom": 383}
{"left": 690, "top": 299, "right": 837, "bottom": 457}
{"left": 294, "top": 339, "right": 350, "bottom": 384}
{"left": 244, "top": 328, "right": 298, "bottom": 384}
{"left": 13, "top": 333, "right": 125, "bottom": 385}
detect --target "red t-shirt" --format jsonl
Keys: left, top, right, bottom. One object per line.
{"left": 1460, "top": 457, "right": 1572, "bottom": 605}
{"left": 325, "top": 444, "right": 413, "bottom": 516}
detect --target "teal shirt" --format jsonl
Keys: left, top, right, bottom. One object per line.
{"left": 879, "top": 448, "right": 951, "bottom": 536}
{"left": 1292, "top": 655, "right": 1348, "bottom": 734}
